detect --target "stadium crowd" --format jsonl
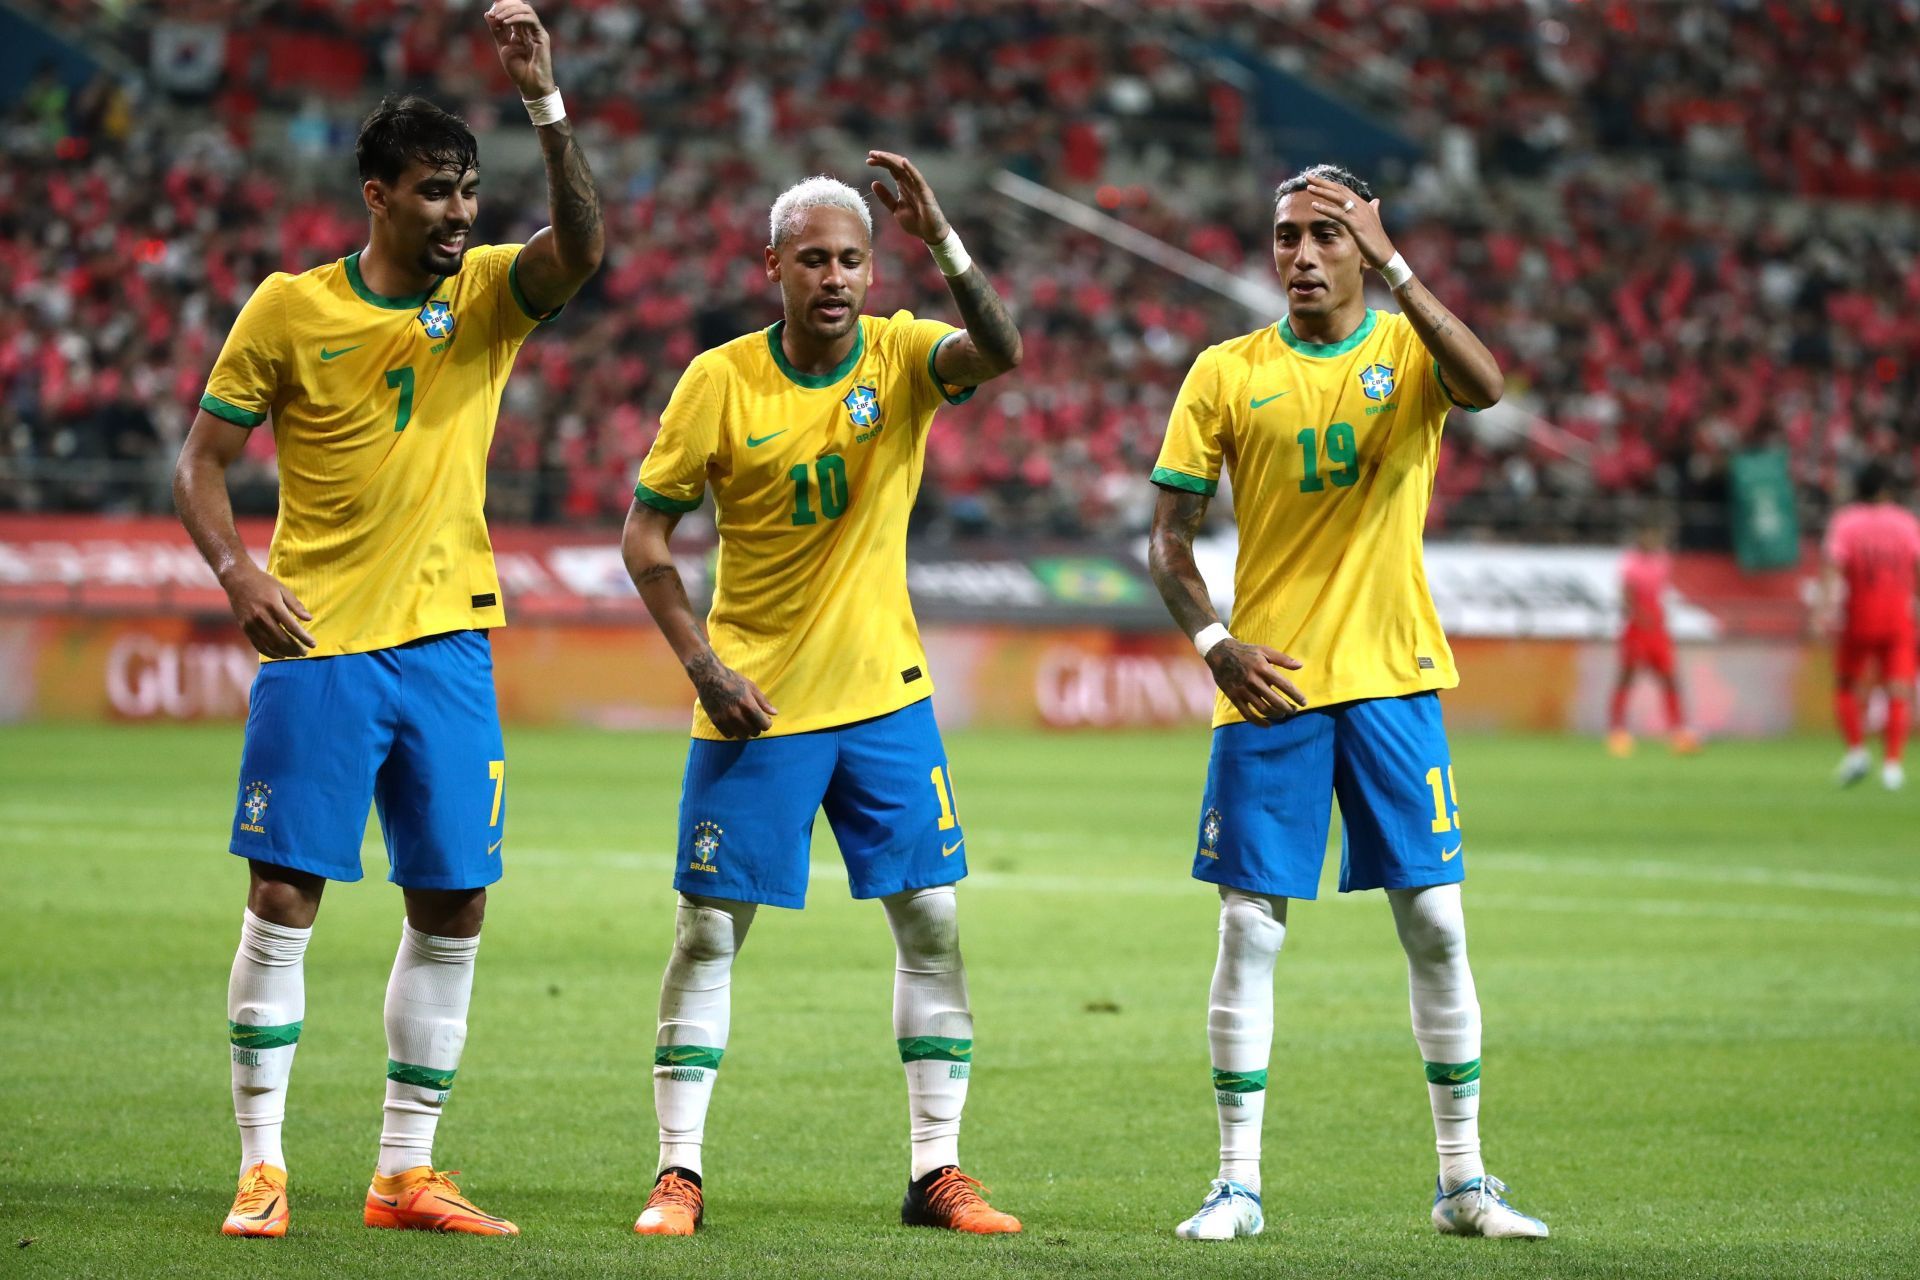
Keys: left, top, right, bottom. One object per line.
{"left": 4, "top": 0, "right": 1918, "bottom": 540}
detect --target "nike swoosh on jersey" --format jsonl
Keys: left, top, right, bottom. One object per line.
{"left": 746, "top": 430, "right": 788, "bottom": 447}
{"left": 1441, "top": 844, "right": 1462, "bottom": 861}
{"left": 942, "top": 840, "right": 964, "bottom": 857}
{"left": 487, "top": 839, "right": 503, "bottom": 855}
{"left": 320, "top": 344, "right": 365, "bottom": 361}
{"left": 1250, "top": 391, "right": 1291, "bottom": 408}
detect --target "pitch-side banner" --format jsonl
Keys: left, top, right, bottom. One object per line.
{"left": 2, "top": 516, "right": 1807, "bottom": 638}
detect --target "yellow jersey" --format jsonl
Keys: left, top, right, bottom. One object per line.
{"left": 636, "top": 310, "right": 974, "bottom": 740}
{"left": 200, "top": 245, "right": 557, "bottom": 658}
{"left": 1154, "top": 308, "right": 1469, "bottom": 725}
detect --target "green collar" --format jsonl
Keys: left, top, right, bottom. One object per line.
{"left": 766, "top": 320, "right": 864, "bottom": 388}
{"left": 344, "top": 251, "right": 441, "bottom": 310}
{"left": 1277, "top": 308, "right": 1378, "bottom": 357}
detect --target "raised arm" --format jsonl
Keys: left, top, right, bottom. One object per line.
{"left": 1302, "top": 175, "right": 1502, "bottom": 409}
{"left": 867, "top": 150, "right": 1022, "bottom": 387}
{"left": 620, "top": 499, "right": 777, "bottom": 740}
{"left": 485, "top": 1, "right": 603, "bottom": 315}
{"left": 173, "top": 411, "right": 316, "bottom": 658}
{"left": 1147, "top": 485, "right": 1305, "bottom": 725}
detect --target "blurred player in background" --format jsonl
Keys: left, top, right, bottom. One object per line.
{"left": 619, "top": 156, "right": 1023, "bottom": 1236}
{"left": 1818, "top": 463, "right": 1920, "bottom": 790}
{"left": 1606, "top": 520, "right": 1698, "bottom": 757}
{"left": 1148, "top": 165, "right": 1548, "bottom": 1244}
{"left": 173, "top": 1, "right": 600, "bottom": 1237}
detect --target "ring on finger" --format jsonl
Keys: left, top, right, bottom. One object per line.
{"left": 1343, "top": 199, "right": 1354, "bottom": 211}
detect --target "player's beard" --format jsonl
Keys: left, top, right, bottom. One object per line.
{"left": 418, "top": 235, "right": 468, "bottom": 277}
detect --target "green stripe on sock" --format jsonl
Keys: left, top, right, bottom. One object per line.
{"left": 1212, "top": 1067, "right": 1267, "bottom": 1093}
{"left": 1424, "top": 1059, "right": 1481, "bottom": 1086}
{"left": 898, "top": 1035, "right": 972, "bottom": 1064}
{"left": 653, "top": 1044, "right": 724, "bottom": 1070}
{"left": 387, "top": 1060, "right": 457, "bottom": 1090}
{"left": 229, "top": 1020, "right": 301, "bottom": 1050}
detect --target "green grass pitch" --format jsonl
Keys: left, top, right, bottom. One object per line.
{"left": 2, "top": 722, "right": 1916, "bottom": 1279}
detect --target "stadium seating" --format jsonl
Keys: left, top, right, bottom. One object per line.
{"left": 3, "top": 1, "right": 1916, "bottom": 540}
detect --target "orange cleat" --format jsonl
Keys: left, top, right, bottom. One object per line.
{"left": 1606, "top": 729, "right": 1634, "bottom": 758}
{"left": 364, "top": 1167, "right": 517, "bottom": 1235}
{"left": 1671, "top": 729, "right": 1702, "bottom": 755}
{"left": 634, "top": 1167, "right": 704, "bottom": 1236}
{"left": 222, "top": 1161, "right": 289, "bottom": 1237}
{"left": 901, "top": 1166, "right": 1022, "bottom": 1234}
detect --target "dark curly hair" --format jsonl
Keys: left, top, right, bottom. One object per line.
{"left": 1274, "top": 164, "right": 1374, "bottom": 212}
{"left": 355, "top": 95, "right": 478, "bottom": 186}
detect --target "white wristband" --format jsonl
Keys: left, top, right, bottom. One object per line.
{"left": 522, "top": 89, "right": 566, "bottom": 127}
{"left": 1379, "top": 251, "right": 1414, "bottom": 291}
{"left": 1193, "top": 623, "right": 1232, "bottom": 658}
{"left": 928, "top": 229, "right": 972, "bottom": 277}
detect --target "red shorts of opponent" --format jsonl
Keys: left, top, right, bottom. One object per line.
{"left": 1618, "top": 625, "right": 1675, "bottom": 678}
{"left": 1835, "top": 629, "right": 1918, "bottom": 686}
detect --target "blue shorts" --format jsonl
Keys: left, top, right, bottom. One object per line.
{"left": 1193, "top": 692, "right": 1464, "bottom": 900}
{"left": 229, "top": 630, "right": 506, "bottom": 891}
{"left": 674, "top": 698, "right": 966, "bottom": 909}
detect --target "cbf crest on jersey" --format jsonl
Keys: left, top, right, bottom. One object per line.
{"left": 1200, "top": 807, "right": 1223, "bottom": 859}
{"left": 417, "top": 299, "right": 456, "bottom": 340}
{"left": 689, "top": 820, "right": 723, "bottom": 874}
{"left": 844, "top": 384, "right": 881, "bottom": 428}
{"left": 1359, "top": 362, "right": 1395, "bottom": 401}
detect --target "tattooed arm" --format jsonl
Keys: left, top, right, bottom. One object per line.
{"left": 1147, "top": 486, "right": 1306, "bottom": 726}
{"left": 1300, "top": 174, "right": 1502, "bottom": 408}
{"left": 485, "top": 1, "right": 604, "bottom": 313}
{"left": 866, "top": 150, "right": 1023, "bottom": 385}
{"left": 621, "top": 501, "right": 777, "bottom": 740}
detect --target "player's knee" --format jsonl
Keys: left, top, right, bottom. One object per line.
{"left": 1395, "top": 887, "right": 1467, "bottom": 971}
{"left": 673, "top": 895, "right": 752, "bottom": 966}
{"left": 246, "top": 875, "right": 322, "bottom": 929}
{"left": 883, "top": 884, "right": 960, "bottom": 968}
{"left": 1219, "top": 890, "right": 1286, "bottom": 957}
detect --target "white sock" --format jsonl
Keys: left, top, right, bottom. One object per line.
{"left": 378, "top": 921, "right": 479, "bottom": 1177}
{"left": 654, "top": 894, "right": 754, "bottom": 1177}
{"left": 1390, "top": 884, "right": 1484, "bottom": 1190}
{"left": 1209, "top": 890, "right": 1284, "bottom": 1194}
{"left": 228, "top": 909, "right": 310, "bottom": 1176}
{"left": 884, "top": 885, "right": 971, "bottom": 1180}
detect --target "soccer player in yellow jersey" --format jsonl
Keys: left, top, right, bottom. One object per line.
{"left": 172, "top": 2, "right": 600, "bottom": 1239}
{"left": 618, "top": 157, "right": 1024, "bottom": 1237}
{"left": 1148, "top": 166, "right": 1549, "bottom": 1243}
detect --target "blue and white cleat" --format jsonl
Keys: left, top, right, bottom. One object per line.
{"left": 1431, "top": 1175, "right": 1549, "bottom": 1238}
{"left": 1174, "top": 1178, "right": 1264, "bottom": 1240}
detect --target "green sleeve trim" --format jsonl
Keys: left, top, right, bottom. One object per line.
{"left": 229, "top": 1020, "right": 301, "bottom": 1050}
{"left": 1150, "top": 466, "right": 1218, "bottom": 496}
{"left": 634, "top": 481, "right": 702, "bottom": 514}
{"left": 1432, "top": 358, "right": 1482, "bottom": 413}
{"left": 200, "top": 393, "right": 267, "bottom": 428}
{"left": 898, "top": 1035, "right": 973, "bottom": 1064}
{"left": 654, "top": 1044, "right": 725, "bottom": 1070}
{"left": 1424, "top": 1058, "right": 1482, "bottom": 1085}
{"left": 387, "top": 1060, "right": 458, "bottom": 1091}
{"left": 926, "top": 331, "right": 978, "bottom": 406}
{"left": 1212, "top": 1067, "right": 1267, "bottom": 1094}
{"left": 509, "top": 249, "right": 566, "bottom": 324}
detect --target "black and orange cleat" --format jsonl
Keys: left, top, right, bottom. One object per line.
{"left": 364, "top": 1167, "right": 517, "bottom": 1235}
{"left": 634, "top": 1167, "right": 704, "bottom": 1236}
{"left": 901, "top": 1166, "right": 1021, "bottom": 1234}
{"left": 221, "top": 1161, "right": 290, "bottom": 1237}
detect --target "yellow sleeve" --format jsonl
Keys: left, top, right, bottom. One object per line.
{"left": 890, "top": 310, "right": 977, "bottom": 411}
{"left": 635, "top": 359, "right": 722, "bottom": 513}
{"left": 200, "top": 275, "right": 289, "bottom": 428}
{"left": 470, "top": 243, "right": 564, "bottom": 343}
{"left": 1152, "top": 347, "right": 1227, "bottom": 496}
